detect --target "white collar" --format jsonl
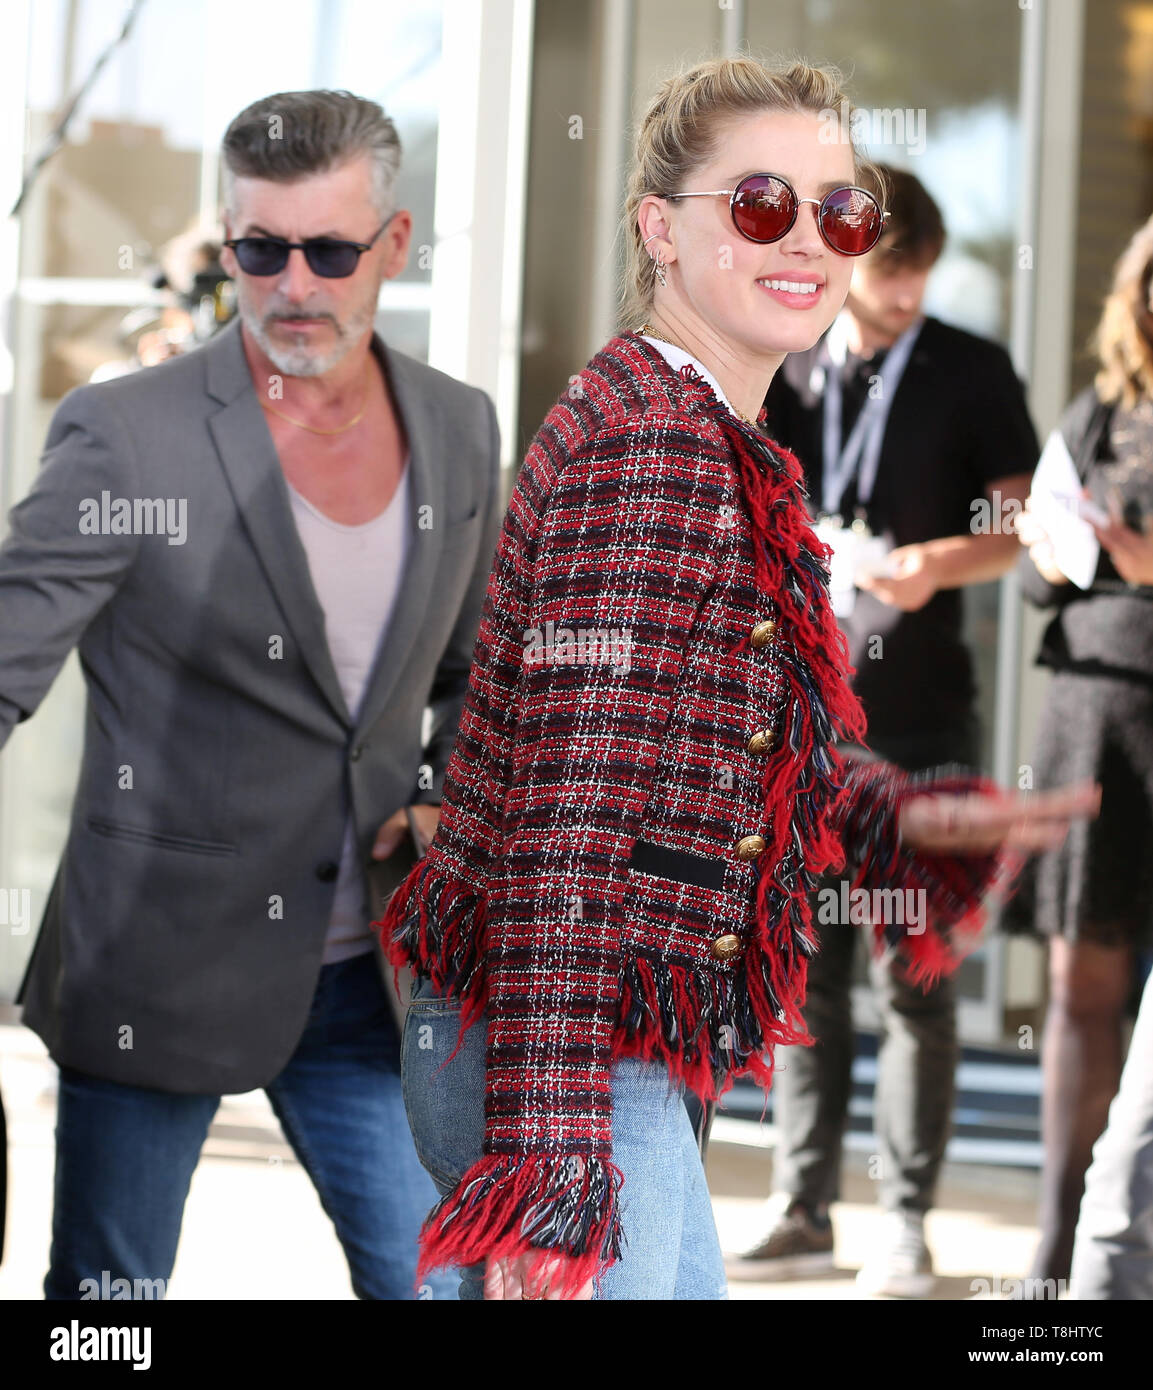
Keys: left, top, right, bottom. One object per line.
{"left": 640, "top": 335, "right": 739, "bottom": 417}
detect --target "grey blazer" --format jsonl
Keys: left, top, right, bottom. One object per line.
{"left": 2, "top": 318, "right": 501, "bottom": 1093}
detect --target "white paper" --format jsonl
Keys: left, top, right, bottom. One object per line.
{"left": 813, "top": 522, "right": 893, "bottom": 617}
{"left": 814, "top": 519, "right": 857, "bottom": 615}
{"left": 854, "top": 533, "right": 894, "bottom": 580}
{"left": 1029, "top": 430, "right": 1101, "bottom": 590}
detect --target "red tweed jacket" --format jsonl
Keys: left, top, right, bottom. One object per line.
{"left": 378, "top": 331, "right": 1005, "bottom": 1293}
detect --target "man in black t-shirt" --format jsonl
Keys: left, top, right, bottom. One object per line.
{"left": 726, "top": 167, "right": 1038, "bottom": 1296}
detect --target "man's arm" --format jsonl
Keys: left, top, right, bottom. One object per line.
{"left": 859, "top": 471, "right": 1033, "bottom": 610}
{"left": 411, "top": 393, "right": 503, "bottom": 805}
{"left": 0, "top": 388, "right": 142, "bottom": 750}
{"left": 860, "top": 338, "right": 1041, "bottom": 612}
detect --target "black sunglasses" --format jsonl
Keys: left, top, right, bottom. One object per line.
{"left": 665, "top": 173, "right": 887, "bottom": 256}
{"left": 224, "top": 215, "right": 394, "bottom": 278}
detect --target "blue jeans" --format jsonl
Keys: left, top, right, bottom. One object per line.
{"left": 400, "top": 977, "right": 728, "bottom": 1300}
{"left": 1071, "top": 960, "right": 1153, "bottom": 1298}
{"left": 45, "top": 951, "right": 457, "bottom": 1300}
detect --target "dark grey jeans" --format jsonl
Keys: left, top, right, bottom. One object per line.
{"left": 770, "top": 719, "right": 981, "bottom": 1216}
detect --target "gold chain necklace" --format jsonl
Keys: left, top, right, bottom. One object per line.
{"left": 638, "top": 322, "right": 759, "bottom": 427}
{"left": 260, "top": 362, "right": 372, "bottom": 436}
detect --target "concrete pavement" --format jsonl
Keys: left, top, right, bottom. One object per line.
{"left": 0, "top": 1018, "right": 1044, "bottom": 1300}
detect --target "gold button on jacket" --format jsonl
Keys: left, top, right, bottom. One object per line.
{"left": 747, "top": 730, "right": 775, "bottom": 756}
{"left": 711, "top": 933, "right": 742, "bottom": 962}
{"left": 750, "top": 619, "right": 778, "bottom": 648}
{"left": 736, "top": 834, "right": 767, "bottom": 860}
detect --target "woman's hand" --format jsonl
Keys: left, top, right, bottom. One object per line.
{"left": 484, "top": 1251, "right": 595, "bottom": 1300}
{"left": 1015, "top": 496, "right": 1070, "bottom": 586}
{"left": 899, "top": 781, "right": 1101, "bottom": 855}
{"left": 1092, "top": 503, "right": 1153, "bottom": 586}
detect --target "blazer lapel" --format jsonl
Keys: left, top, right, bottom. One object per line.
{"left": 203, "top": 320, "right": 351, "bottom": 727}
{"left": 351, "top": 340, "right": 446, "bottom": 740}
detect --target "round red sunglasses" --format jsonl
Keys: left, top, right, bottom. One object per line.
{"left": 665, "top": 173, "right": 887, "bottom": 256}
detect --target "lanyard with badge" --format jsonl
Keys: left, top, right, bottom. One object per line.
{"left": 812, "top": 313, "right": 923, "bottom": 616}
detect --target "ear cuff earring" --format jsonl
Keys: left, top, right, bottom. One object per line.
{"left": 643, "top": 231, "right": 667, "bottom": 286}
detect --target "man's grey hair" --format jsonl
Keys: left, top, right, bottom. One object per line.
{"left": 220, "top": 89, "right": 402, "bottom": 220}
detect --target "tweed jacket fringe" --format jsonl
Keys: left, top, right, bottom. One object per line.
{"left": 377, "top": 332, "right": 1009, "bottom": 1294}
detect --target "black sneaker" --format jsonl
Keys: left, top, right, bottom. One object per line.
{"left": 724, "top": 1194, "right": 835, "bottom": 1281}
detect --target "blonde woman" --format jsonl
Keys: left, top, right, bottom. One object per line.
{"left": 1014, "top": 215, "right": 1153, "bottom": 1284}
{"left": 381, "top": 56, "right": 1098, "bottom": 1301}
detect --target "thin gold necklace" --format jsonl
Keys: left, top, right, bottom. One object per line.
{"left": 638, "top": 322, "right": 759, "bottom": 427}
{"left": 260, "top": 363, "right": 372, "bottom": 436}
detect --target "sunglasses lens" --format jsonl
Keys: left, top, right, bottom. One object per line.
{"left": 234, "top": 239, "right": 290, "bottom": 275}
{"left": 305, "top": 242, "right": 362, "bottom": 278}
{"left": 231, "top": 239, "right": 363, "bottom": 277}
{"left": 819, "top": 187, "right": 884, "bottom": 255}
{"left": 730, "top": 175, "right": 796, "bottom": 243}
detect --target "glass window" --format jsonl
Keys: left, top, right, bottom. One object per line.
{"left": 0, "top": 0, "right": 442, "bottom": 998}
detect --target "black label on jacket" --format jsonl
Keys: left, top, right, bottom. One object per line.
{"left": 628, "top": 839, "right": 726, "bottom": 891}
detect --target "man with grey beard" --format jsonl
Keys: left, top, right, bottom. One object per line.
{"left": 3, "top": 90, "right": 501, "bottom": 1299}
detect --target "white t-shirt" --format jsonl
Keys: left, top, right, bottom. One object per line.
{"left": 640, "top": 334, "right": 739, "bottom": 415}
{"left": 288, "top": 461, "right": 411, "bottom": 963}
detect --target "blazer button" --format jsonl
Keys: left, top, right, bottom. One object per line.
{"left": 315, "top": 860, "right": 340, "bottom": 882}
{"left": 750, "top": 619, "right": 778, "bottom": 648}
{"left": 747, "top": 730, "right": 775, "bottom": 756}
{"left": 735, "top": 834, "right": 766, "bottom": 860}
{"left": 712, "top": 933, "right": 742, "bottom": 962}
{"left": 349, "top": 744, "right": 364, "bottom": 762}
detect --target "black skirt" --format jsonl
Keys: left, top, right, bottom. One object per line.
{"left": 1004, "top": 669, "right": 1153, "bottom": 949}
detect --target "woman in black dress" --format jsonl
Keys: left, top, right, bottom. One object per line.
{"left": 1015, "top": 214, "right": 1153, "bottom": 1284}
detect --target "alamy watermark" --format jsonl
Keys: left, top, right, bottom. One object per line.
{"left": 820, "top": 99, "right": 927, "bottom": 156}
{"left": 79, "top": 491, "right": 188, "bottom": 546}
{"left": 970, "top": 1274, "right": 1069, "bottom": 1301}
{"left": 969, "top": 490, "right": 1024, "bottom": 535}
{"left": 79, "top": 1270, "right": 169, "bottom": 1300}
{"left": 523, "top": 621, "right": 633, "bottom": 675}
{"left": 815, "top": 881, "right": 927, "bottom": 934}
{"left": 50, "top": 1320, "right": 152, "bottom": 1370}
